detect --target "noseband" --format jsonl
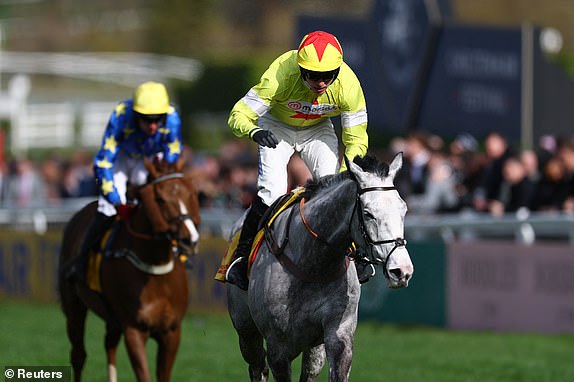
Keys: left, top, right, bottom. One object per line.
{"left": 353, "top": 186, "right": 407, "bottom": 278}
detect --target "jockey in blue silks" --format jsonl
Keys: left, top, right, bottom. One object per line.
{"left": 68, "top": 81, "right": 183, "bottom": 281}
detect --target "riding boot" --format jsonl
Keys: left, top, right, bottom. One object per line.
{"left": 226, "top": 196, "right": 269, "bottom": 290}
{"left": 66, "top": 212, "right": 114, "bottom": 282}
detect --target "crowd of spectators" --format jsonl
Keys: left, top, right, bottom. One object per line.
{"left": 391, "top": 130, "right": 574, "bottom": 217}
{"left": 0, "top": 149, "right": 98, "bottom": 208}
{"left": 3, "top": 130, "right": 574, "bottom": 218}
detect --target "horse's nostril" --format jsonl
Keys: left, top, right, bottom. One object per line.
{"left": 389, "top": 268, "right": 402, "bottom": 279}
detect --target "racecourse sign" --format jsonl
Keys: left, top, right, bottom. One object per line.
{"left": 448, "top": 241, "right": 574, "bottom": 333}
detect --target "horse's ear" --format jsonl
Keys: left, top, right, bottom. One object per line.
{"left": 388, "top": 152, "right": 403, "bottom": 180}
{"left": 343, "top": 155, "right": 352, "bottom": 173}
{"left": 345, "top": 155, "right": 363, "bottom": 179}
{"left": 175, "top": 155, "right": 186, "bottom": 172}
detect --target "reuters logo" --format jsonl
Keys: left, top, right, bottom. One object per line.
{"left": 287, "top": 101, "right": 301, "bottom": 110}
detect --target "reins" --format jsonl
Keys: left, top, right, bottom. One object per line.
{"left": 298, "top": 198, "right": 348, "bottom": 254}
{"left": 126, "top": 172, "right": 186, "bottom": 241}
{"left": 114, "top": 171, "right": 196, "bottom": 272}
{"left": 150, "top": 172, "right": 184, "bottom": 184}
{"left": 265, "top": 200, "right": 349, "bottom": 283}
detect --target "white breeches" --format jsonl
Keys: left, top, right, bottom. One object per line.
{"left": 256, "top": 114, "right": 339, "bottom": 206}
{"left": 97, "top": 153, "right": 150, "bottom": 216}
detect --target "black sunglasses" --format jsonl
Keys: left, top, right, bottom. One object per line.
{"left": 303, "top": 68, "right": 339, "bottom": 82}
{"left": 138, "top": 114, "right": 166, "bottom": 124}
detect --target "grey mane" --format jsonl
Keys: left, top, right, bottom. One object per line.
{"left": 302, "top": 154, "right": 390, "bottom": 199}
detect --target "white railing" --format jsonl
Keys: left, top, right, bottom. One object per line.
{"left": 9, "top": 101, "right": 119, "bottom": 153}
{"left": 79, "top": 102, "right": 116, "bottom": 147}
{"left": 11, "top": 103, "right": 76, "bottom": 152}
{"left": 0, "top": 52, "right": 203, "bottom": 87}
{"left": 2, "top": 200, "right": 574, "bottom": 245}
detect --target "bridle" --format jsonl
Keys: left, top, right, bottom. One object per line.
{"left": 297, "top": 184, "right": 407, "bottom": 279}
{"left": 352, "top": 186, "right": 407, "bottom": 278}
{"left": 126, "top": 172, "right": 195, "bottom": 249}
{"left": 272, "top": 184, "right": 407, "bottom": 280}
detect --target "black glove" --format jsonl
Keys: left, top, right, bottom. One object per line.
{"left": 252, "top": 130, "right": 279, "bottom": 148}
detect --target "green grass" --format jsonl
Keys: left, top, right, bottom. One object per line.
{"left": 1, "top": 300, "right": 573, "bottom": 381}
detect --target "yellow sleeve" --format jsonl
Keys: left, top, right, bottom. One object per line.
{"left": 228, "top": 95, "right": 264, "bottom": 138}
{"left": 338, "top": 65, "right": 369, "bottom": 171}
{"left": 340, "top": 122, "right": 368, "bottom": 172}
{"left": 228, "top": 54, "right": 290, "bottom": 139}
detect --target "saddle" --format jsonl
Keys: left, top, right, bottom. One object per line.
{"left": 86, "top": 216, "right": 188, "bottom": 292}
{"left": 214, "top": 188, "right": 306, "bottom": 282}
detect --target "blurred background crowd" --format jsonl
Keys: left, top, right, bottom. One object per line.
{"left": 4, "top": 129, "right": 574, "bottom": 219}
{"left": 2, "top": 0, "right": 574, "bottom": 221}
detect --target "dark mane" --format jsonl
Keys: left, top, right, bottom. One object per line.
{"left": 302, "top": 154, "right": 389, "bottom": 199}
{"left": 352, "top": 154, "right": 390, "bottom": 178}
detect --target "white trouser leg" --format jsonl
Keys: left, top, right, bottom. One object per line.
{"left": 97, "top": 154, "right": 150, "bottom": 216}
{"left": 297, "top": 124, "right": 339, "bottom": 178}
{"left": 256, "top": 115, "right": 339, "bottom": 205}
{"left": 257, "top": 141, "right": 295, "bottom": 206}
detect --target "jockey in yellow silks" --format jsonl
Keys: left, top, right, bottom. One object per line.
{"left": 225, "top": 31, "right": 369, "bottom": 290}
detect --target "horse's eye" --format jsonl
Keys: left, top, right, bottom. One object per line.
{"left": 364, "top": 210, "right": 376, "bottom": 220}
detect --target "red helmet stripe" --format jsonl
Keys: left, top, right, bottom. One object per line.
{"left": 298, "top": 31, "right": 342, "bottom": 61}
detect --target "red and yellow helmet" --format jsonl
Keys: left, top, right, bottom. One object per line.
{"left": 297, "top": 31, "right": 343, "bottom": 72}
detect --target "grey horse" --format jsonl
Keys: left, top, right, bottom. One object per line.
{"left": 227, "top": 153, "right": 414, "bottom": 382}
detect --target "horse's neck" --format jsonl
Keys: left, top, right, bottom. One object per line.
{"left": 306, "top": 179, "right": 356, "bottom": 237}
{"left": 128, "top": 208, "right": 171, "bottom": 264}
{"left": 285, "top": 180, "right": 356, "bottom": 270}
{"left": 132, "top": 208, "right": 153, "bottom": 234}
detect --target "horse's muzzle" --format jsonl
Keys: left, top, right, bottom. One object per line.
{"left": 386, "top": 248, "right": 414, "bottom": 288}
{"left": 387, "top": 268, "right": 412, "bottom": 288}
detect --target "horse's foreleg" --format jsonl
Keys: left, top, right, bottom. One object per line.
{"left": 266, "top": 344, "right": 292, "bottom": 382}
{"left": 104, "top": 323, "right": 122, "bottom": 382}
{"left": 240, "top": 331, "right": 268, "bottom": 382}
{"left": 324, "top": 333, "right": 354, "bottom": 382}
{"left": 228, "top": 287, "right": 268, "bottom": 381}
{"left": 300, "top": 344, "right": 326, "bottom": 382}
{"left": 155, "top": 325, "right": 181, "bottom": 382}
{"left": 62, "top": 296, "right": 88, "bottom": 382}
{"left": 123, "top": 326, "right": 151, "bottom": 382}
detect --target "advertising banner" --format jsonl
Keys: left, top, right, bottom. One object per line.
{"left": 0, "top": 229, "right": 230, "bottom": 312}
{"left": 418, "top": 25, "right": 522, "bottom": 140}
{"left": 359, "top": 240, "right": 446, "bottom": 326}
{"left": 448, "top": 241, "right": 574, "bottom": 333}
{"left": 298, "top": 0, "right": 433, "bottom": 133}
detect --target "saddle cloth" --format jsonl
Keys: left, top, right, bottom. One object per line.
{"left": 86, "top": 228, "right": 114, "bottom": 293}
{"left": 214, "top": 187, "right": 306, "bottom": 282}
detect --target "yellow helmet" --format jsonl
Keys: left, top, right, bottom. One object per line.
{"left": 297, "top": 31, "right": 343, "bottom": 72}
{"left": 133, "top": 81, "right": 170, "bottom": 115}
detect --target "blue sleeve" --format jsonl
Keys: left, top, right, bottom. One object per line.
{"left": 93, "top": 106, "right": 124, "bottom": 205}
{"left": 162, "top": 109, "right": 183, "bottom": 164}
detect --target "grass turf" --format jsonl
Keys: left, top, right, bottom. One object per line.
{"left": 1, "top": 300, "right": 573, "bottom": 381}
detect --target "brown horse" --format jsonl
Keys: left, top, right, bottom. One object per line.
{"left": 58, "top": 156, "right": 201, "bottom": 382}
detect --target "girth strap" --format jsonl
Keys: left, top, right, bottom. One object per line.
{"left": 107, "top": 249, "right": 174, "bottom": 275}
